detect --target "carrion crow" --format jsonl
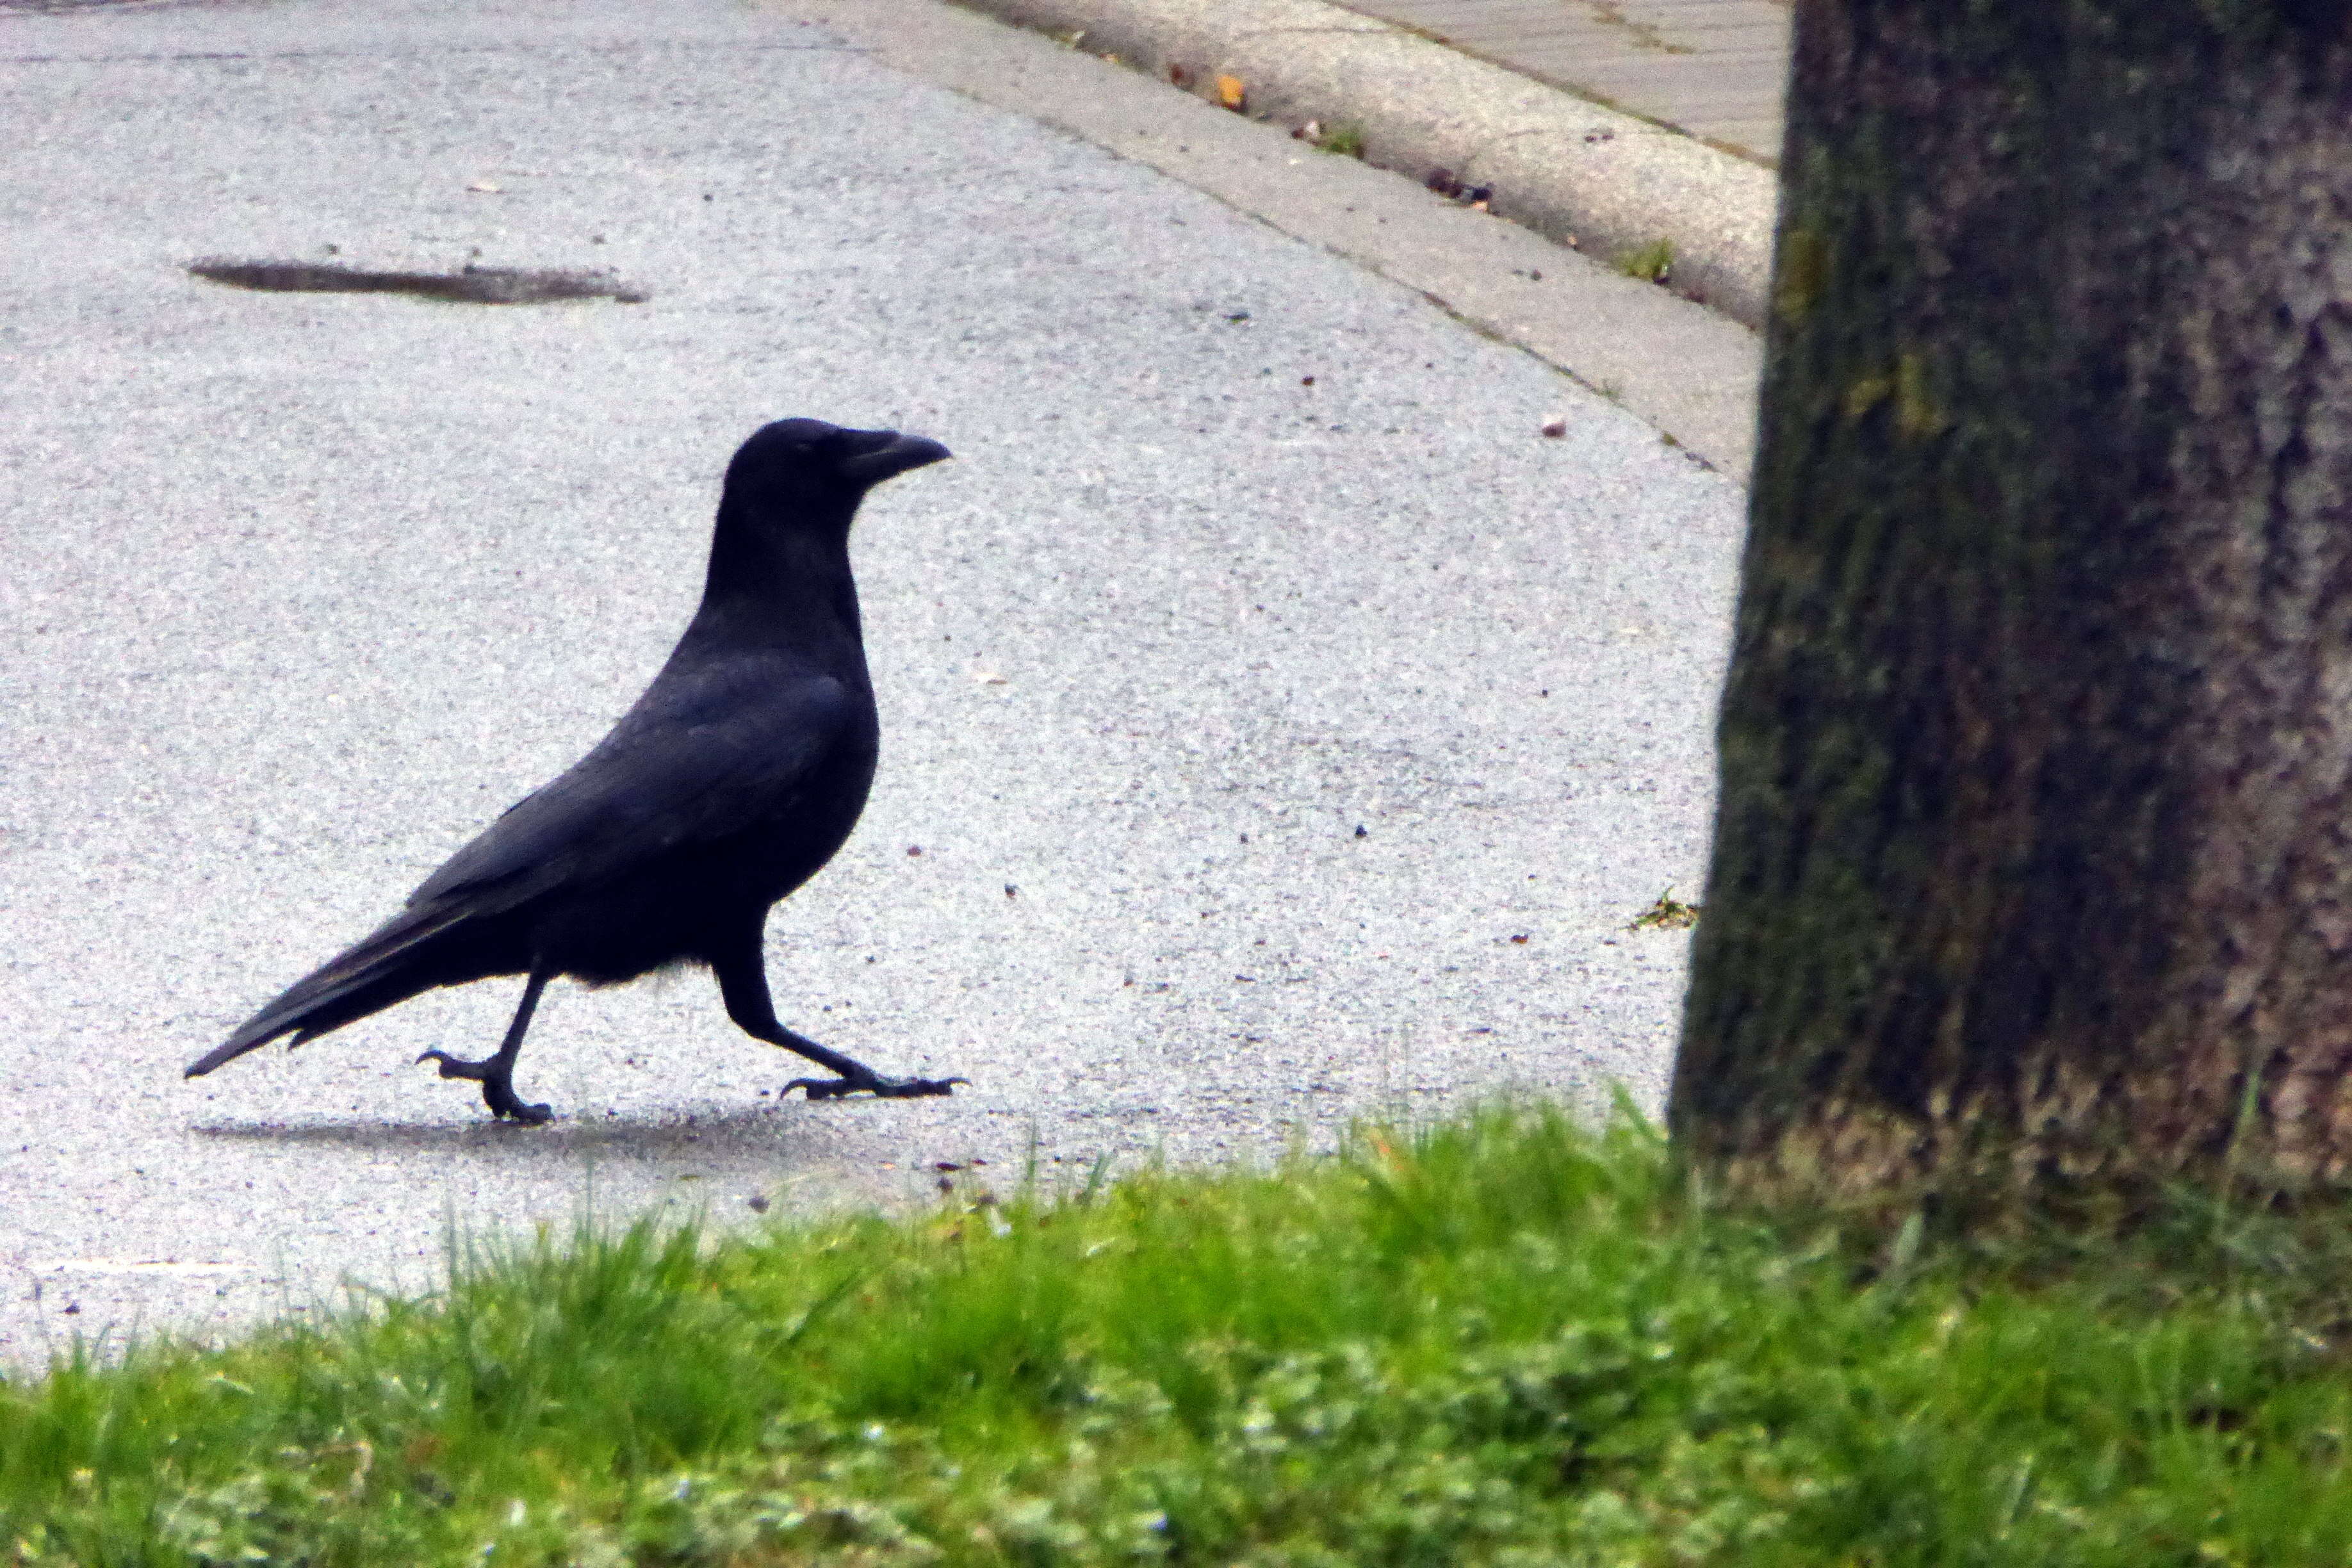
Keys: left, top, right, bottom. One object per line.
{"left": 185, "top": 418, "right": 962, "bottom": 1123}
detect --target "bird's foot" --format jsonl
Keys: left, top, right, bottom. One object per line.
{"left": 783, "top": 1070, "right": 968, "bottom": 1102}
{"left": 416, "top": 1049, "right": 554, "bottom": 1125}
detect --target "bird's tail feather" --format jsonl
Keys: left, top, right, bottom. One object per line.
{"left": 186, "top": 902, "right": 474, "bottom": 1077}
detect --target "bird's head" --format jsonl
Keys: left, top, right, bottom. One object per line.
{"left": 720, "top": 418, "right": 952, "bottom": 520}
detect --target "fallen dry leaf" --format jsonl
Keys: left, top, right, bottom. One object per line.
{"left": 1216, "top": 74, "right": 1246, "bottom": 110}
{"left": 465, "top": 179, "right": 502, "bottom": 194}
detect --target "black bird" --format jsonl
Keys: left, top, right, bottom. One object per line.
{"left": 186, "top": 418, "right": 963, "bottom": 1123}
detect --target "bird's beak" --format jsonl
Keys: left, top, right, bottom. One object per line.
{"left": 840, "top": 429, "right": 952, "bottom": 487}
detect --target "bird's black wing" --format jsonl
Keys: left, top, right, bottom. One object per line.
{"left": 411, "top": 659, "right": 856, "bottom": 915}
{"left": 188, "top": 659, "right": 856, "bottom": 1075}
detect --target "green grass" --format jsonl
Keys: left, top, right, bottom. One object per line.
{"left": 8, "top": 1104, "right": 2352, "bottom": 1564}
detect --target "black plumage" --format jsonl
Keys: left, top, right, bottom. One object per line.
{"left": 186, "top": 418, "right": 961, "bottom": 1122}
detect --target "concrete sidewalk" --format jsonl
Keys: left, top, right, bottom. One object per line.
{"left": 1340, "top": 0, "right": 1790, "bottom": 167}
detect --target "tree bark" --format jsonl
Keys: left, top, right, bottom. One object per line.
{"left": 1672, "top": 2, "right": 2352, "bottom": 1201}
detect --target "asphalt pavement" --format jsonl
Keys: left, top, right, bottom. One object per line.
{"left": 0, "top": 0, "right": 1746, "bottom": 1360}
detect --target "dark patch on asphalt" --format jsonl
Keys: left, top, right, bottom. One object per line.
{"left": 1, "top": 0, "right": 227, "bottom": 12}
{"left": 189, "top": 258, "right": 651, "bottom": 305}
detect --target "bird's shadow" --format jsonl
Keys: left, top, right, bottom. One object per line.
{"left": 188, "top": 1104, "right": 827, "bottom": 1157}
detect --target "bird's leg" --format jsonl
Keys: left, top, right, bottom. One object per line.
{"left": 714, "top": 939, "right": 965, "bottom": 1100}
{"left": 417, "top": 965, "right": 555, "bottom": 1124}
{"left": 774, "top": 1020, "right": 967, "bottom": 1100}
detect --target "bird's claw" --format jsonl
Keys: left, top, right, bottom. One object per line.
{"left": 416, "top": 1049, "right": 553, "bottom": 1125}
{"left": 783, "top": 1073, "right": 968, "bottom": 1101}
{"left": 487, "top": 1092, "right": 554, "bottom": 1125}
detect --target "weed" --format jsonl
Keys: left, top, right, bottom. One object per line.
{"left": 1630, "top": 886, "right": 1701, "bottom": 929}
{"left": 1314, "top": 123, "right": 1366, "bottom": 158}
{"left": 1619, "top": 236, "right": 1676, "bottom": 282}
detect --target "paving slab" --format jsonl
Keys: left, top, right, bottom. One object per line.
{"left": 0, "top": 0, "right": 1743, "bottom": 1362}
{"left": 1341, "top": 0, "right": 1792, "bottom": 163}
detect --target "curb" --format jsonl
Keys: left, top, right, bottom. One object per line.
{"left": 952, "top": 0, "right": 1779, "bottom": 332}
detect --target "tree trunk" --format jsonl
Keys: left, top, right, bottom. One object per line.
{"left": 1672, "top": 2, "right": 2352, "bottom": 1202}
